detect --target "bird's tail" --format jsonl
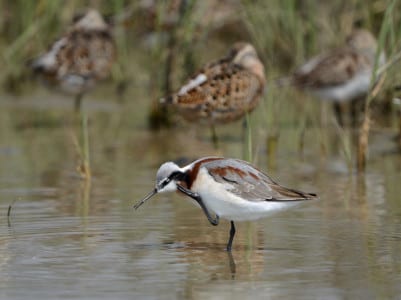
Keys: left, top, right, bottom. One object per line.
{"left": 27, "top": 57, "right": 49, "bottom": 74}
{"left": 267, "top": 185, "right": 319, "bottom": 202}
{"left": 285, "top": 185, "right": 318, "bottom": 200}
{"left": 26, "top": 58, "right": 40, "bottom": 71}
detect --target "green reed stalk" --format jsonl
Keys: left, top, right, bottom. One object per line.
{"left": 334, "top": 120, "right": 353, "bottom": 171}
{"left": 81, "top": 111, "right": 91, "bottom": 179}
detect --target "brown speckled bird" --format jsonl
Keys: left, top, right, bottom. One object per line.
{"left": 31, "top": 9, "right": 116, "bottom": 111}
{"left": 290, "top": 29, "right": 385, "bottom": 126}
{"left": 163, "top": 42, "right": 265, "bottom": 143}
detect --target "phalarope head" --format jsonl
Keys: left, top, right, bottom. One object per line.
{"left": 134, "top": 162, "right": 183, "bottom": 209}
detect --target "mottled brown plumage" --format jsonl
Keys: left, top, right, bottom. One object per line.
{"left": 165, "top": 42, "right": 265, "bottom": 124}
{"left": 31, "top": 9, "right": 116, "bottom": 107}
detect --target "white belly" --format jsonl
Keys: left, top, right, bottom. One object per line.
{"left": 191, "top": 168, "right": 298, "bottom": 221}
{"left": 310, "top": 71, "right": 371, "bottom": 102}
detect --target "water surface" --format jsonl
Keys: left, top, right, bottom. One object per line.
{"left": 0, "top": 96, "right": 401, "bottom": 299}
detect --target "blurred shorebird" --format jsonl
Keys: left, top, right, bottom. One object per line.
{"left": 162, "top": 42, "right": 265, "bottom": 144}
{"left": 31, "top": 9, "right": 116, "bottom": 111}
{"left": 134, "top": 157, "right": 317, "bottom": 251}
{"left": 283, "top": 29, "right": 385, "bottom": 126}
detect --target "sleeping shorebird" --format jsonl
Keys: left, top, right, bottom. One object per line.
{"left": 289, "top": 29, "right": 385, "bottom": 126}
{"left": 31, "top": 9, "right": 116, "bottom": 111}
{"left": 134, "top": 157, "right": 317, "bottom": 251}
{"left": 162, "top": 42, "right": 265, "bottom": 144}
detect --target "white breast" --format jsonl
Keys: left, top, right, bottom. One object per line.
{"left": 191, "top": 168, "right": 297, "bottom": 221}
{"left": 310, "top": 70, "right": 372, "bottom": 102}
{"left": 59, "top": 74, "right": 94, "bottom": 95}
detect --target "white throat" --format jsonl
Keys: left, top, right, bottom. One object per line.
{"left": 158, "top": 180, "right": 178, "bottom": 193}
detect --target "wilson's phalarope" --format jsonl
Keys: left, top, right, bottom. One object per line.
{"left": 134, "top": 157, "right": 317, "bottom": 251}
{"left": 31, "top": 9, "right": 116, "bottom": 111}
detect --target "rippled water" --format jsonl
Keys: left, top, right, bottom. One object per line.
{"left": 0, "top": 97, "right": 401, "bottom": 299}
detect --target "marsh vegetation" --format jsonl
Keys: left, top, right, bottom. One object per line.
{"left": 0, "top": 1, "right": 401, "bottom": 299}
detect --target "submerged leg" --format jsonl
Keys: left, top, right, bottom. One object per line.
{"left": 226, "top": 221, "right": 236, "bottom": 252}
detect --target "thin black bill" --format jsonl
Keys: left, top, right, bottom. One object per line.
{"left": 133, "top": 188, "right": 157, "bottom": 210}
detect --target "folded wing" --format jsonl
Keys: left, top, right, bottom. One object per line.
{"left": 205, "top": 158, "right": 317, "bottom": 202}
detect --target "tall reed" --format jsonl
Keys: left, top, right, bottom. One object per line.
{"left": 357, "top": 0, "right": 397, "bottom": 172}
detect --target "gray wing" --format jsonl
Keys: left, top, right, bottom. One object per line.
{"left": 204, "top": 158, "right": 316, "bottom": 202}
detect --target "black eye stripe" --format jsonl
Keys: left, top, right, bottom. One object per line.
{"left": 159, "top": 171, "right": 185, "bottom": 189}
{"left": 168, "top": 171, "right": 182, "bottom": 180}
{"left": 161, "top": 178, "right": 170, "bottom": 186}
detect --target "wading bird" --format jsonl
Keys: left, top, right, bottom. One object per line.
{"left": 134, "top": 157, "right": 317, "bottom": 251}
{"left": 31, "top": 9, "right": 116, "bottom": 111}
{"left": 162, "top": 42, "right": 265, "bottom": 145}
{"left": 286, "top": 29, "right": 385, "bottom": 126}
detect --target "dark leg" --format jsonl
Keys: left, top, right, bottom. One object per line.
{"left": 350, "top": 96, "right": 364, "bottom": 128}
{"left": 211, "top": 124, "right": 218, "bottom": 149}
{"left": 398, "top": 110, "right": 401, "bottom": 148}
{"left": 333, "top": 102, "right": 344, "bottom": 127}
{"left": 350, "top": 99, "right": 358, "bottom": 128}
{"left": 242, "top": 116, "right": 248, "bottom": 131}
{"left": 227, "top": 251, "right": 236, "bottom": 276}
{"left": 197, "top": 199, "right": 219, "bottom": 226}
{"left": 241, "top": 118, "right": 246, "bottom": 151}
{"left": 177, "top": 184, "right": 219, "bottom": 226}
{"left": 242, "top": 115, "right": 248, "bottom": 145}
{"left": 75, "top": 94, "right": 83, "bottom": 113}
{"left": 242, "top": 113, "right": 252, "bottom": 161}
{"left": 226, "top": 221, "right": 236, "bottom": 252}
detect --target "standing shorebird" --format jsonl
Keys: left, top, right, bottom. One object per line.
{"left": 31, "top": 9, "right": 116, "bottom": 111}
{"left": 134, "top": 157, "right": 317, "bottom": 251}
{"left": 162, "top": 42, "right": 265, "bottom": 145}
{"left": 288, "top": 29, "right": 385, "bottom": 126}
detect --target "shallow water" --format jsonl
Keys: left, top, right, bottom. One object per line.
{"left": 0, "top": 95, "right": 401, "bottom": 299}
